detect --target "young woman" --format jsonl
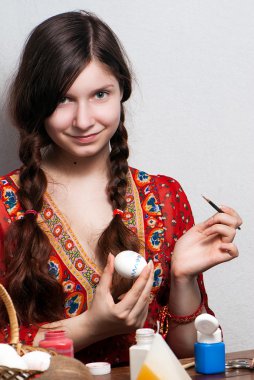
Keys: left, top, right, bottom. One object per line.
{"left": 0, "top": 11, "right": 242, "bottom": 366}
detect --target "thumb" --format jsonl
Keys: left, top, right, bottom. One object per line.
{"left": 98, "top": 253, "right": 114, "bottom": 290}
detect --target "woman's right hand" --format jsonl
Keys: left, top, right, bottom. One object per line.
{"left": 85, "top": 253, "right": 154, "bottom": 340}
{"left": 34, "top": 254, "right": 154, "bottom": 351}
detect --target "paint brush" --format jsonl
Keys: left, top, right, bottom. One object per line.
{"left": 202, "top": 195, "right": 241, "bottom": 230}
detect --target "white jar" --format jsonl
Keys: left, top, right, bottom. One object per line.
{"left": 129, "top": 328, "right": 155, "bottom": 380}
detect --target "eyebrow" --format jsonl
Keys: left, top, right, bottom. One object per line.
{"left": 66, "top": 84, "right": 116, "bottom": 97}
{"left": 93, "top": 84, "right": 115, "bottom": 91}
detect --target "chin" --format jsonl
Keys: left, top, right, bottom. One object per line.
{"left": 68, "top": 146, "right": 109, "bottom": 160}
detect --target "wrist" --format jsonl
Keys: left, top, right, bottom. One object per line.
{"left": 170, "top": 254, "right": 198, "bottom": 284}
{"left": 170, "top": 270, "right": 197, "bottom": 287}
{"left": 159, "top": 298, "right": 204, "bottom": 339}
{"left": 82, "top": 309, "right": 113, "bottom": 345}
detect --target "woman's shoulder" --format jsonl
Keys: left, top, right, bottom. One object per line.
{"left": 129, "top": 166, "right": 194, "bottom": 228}
{"left": 129, "top": 166, "right": 184, "bottom": 191}
{"left": 0, "top": 169, "right": 23, "bottom": 225}
{"left": 0, "top": 169, "right": 20, "bottom": 215}
{"left": 0, "top": 169, "right": 20, "bottom": 187}
{"left": 0, "top": 170, "right": 20, "bottom": 234}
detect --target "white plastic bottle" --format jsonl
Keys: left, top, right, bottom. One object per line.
{"left": 129, "top": 328, "right": 155, "bottom": 380}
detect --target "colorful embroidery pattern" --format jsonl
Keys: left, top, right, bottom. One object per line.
{"left": 40, "top": 203, "right": 98, "bottom": 291}
{"left": 1, "top": 186, "right": 19, "bottom": 217}
{"left": 65, "top": 291, "right": 85, "bottom": 317}
{"left": 48, "top": 256, "right": 63, "bottom": 281}
{"left": 130, "top": 169, "right": 166, "bottom": 301}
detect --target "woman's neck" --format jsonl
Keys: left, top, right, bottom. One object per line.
{"left": 41, "top": 145, "right": 110, "bottom": 184}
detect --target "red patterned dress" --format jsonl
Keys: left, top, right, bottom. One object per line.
{"left": 0, "top": 167, "right": 213, "bottom": 366}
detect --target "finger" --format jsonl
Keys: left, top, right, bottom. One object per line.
{"left": 133, "top": 260, "right": 154, "bottom": 296}
{"left": 129, "top": 260, "right": 154, "bottom": 319}
{"left": 205, "top": 212, "right": 240, "bottom": 230}
{"left": 219, "top": 242, "right": 239, "bottom": 260}
{"left": 117, "top": 261, "right": 153, "bottom": 313}
{"left": 124, "top": 261, "right": 154, "bottom": 328}
{"left": 219, "top": 205, "right": 243, "bottom": 228}
{"left": 139, "top": 260, "right": 154, "bottom": 297}
{"left": 97, "top": 253, "right": 114, "bottom": 292}
{"left": 214, "top": 243, "right": 239, "bottom": 264}
{"left": 203, "top": 224, "right": 236, "bottom": 242}
{"left": 206, "top": 243, "right": 239, "bottom": 268}
{"left": 195, "top": 217, "right": 219, "bottom": 234}
{"left": 135, "top": 260, "right": 154, "bottom": 305}
{"left": 219, "top": 205, "right": 240, "bottom": 218}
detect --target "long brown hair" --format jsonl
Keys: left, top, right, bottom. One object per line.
{"left": 2, "top": 11, "right": 140, "bottom": 325}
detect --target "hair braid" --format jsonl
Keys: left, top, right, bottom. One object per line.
{"left": 98, "top": 105, "right": 140, "bottom": 299}
{"left": 3, "top": 133, "right": 64, "bottom": 324}
{"left": 108, "top": 118, "right": 129, "bottom": 211}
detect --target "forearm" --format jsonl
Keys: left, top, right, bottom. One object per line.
{"left": 166, "top": 275, "right": 205, "bottom": 358}
{"left": 33, "top": 310, "right": 112, "bottom": 352}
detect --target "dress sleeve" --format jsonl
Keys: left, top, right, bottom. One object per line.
{"left": 0, "top": 200, "right": 42, "bottom": 345}
{"left": 155, "top": 175, "right": 214, "bottom": 316}
{"left": 0, "top": 324, "right": 43, "bottom": 346}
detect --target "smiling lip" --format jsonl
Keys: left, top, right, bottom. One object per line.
{"left": 69, "top": 132, "right": 100, "bottom": 144}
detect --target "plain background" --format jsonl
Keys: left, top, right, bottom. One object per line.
{"left": 0, "top": 1, "right": 253, "bottom": 352}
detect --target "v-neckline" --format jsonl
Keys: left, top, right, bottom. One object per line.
{"left": 44, "top": 189, "right": 102, "bottom": 273}
{"left": 9, "top": 169, "right": 145, "bottom": 287}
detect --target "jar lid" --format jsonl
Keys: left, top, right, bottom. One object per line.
{"left": 195, "top": 313, "right": 219, "bottom": 335}
{"left": 136, "top": 328, "right": 154, "bottom": 336}
{"left": 86, "top": 362, "right": 111, "bottom": 375}
{"left": 197, "top": 328, "right": 222, "bottom": 343}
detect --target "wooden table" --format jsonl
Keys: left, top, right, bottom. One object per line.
{"left": 91, "top": 350, "right": 254, "bottom": 379}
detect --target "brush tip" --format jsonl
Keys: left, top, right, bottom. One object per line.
{"left": 201, "top": 195, "right": 210, "bottom": 202}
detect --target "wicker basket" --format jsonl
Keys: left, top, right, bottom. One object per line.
{"left": 0, "top": 283, "right": 54, "bottom": 379}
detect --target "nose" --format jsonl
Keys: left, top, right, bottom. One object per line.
{"left": 72, "top": 101, "right": 94, "bottom": 130}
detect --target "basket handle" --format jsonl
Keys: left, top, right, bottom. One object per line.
{"left": 0, "top": 284, "right": 19, "bottom": 344}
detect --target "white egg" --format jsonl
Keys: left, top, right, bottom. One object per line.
{"left": 0, "top": 343, "right": 28, "bottom": 370}
{"left": 22, "top": 350, "right": 51, "bottom": 371}
{"left": 114, "top": 250, "right": 147, "bottom": 279}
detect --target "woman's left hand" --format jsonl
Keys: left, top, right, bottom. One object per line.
{"left": 171, "top": 205, "right": 242, "bottom": 280}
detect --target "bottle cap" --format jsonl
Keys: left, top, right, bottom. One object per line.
{"left": 86, "top": 362, "right": 111, "bottom": 375}
{"left": 195, "top": 313, "right": 219, "bottom": 335}
{"left": 136, "top": 328, "right": 154, "bottom": 336}
{"left": 197, "top": 328, "right": 222, "bottom": 343}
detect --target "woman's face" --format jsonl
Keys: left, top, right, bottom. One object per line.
{"left": 45, "top": 59, "right": 122, "bottom": 160}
